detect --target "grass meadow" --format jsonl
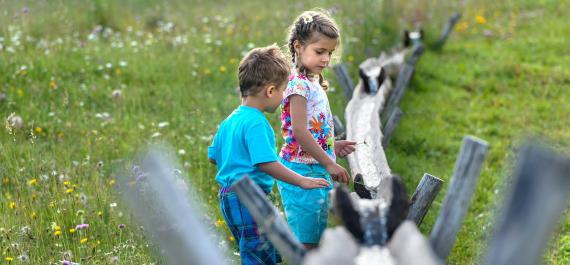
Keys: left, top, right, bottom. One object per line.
{"left": 1, "top": 0, "right": 568, "bottom": 264}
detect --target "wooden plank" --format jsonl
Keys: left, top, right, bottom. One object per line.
{"left": 333, "top": 64, "right": 354, "bottom": 100}
{"left": 388, "top": 221, "right": 442, "bottom": 265}
{"left": 435, "top": 12, "right": 462, "bottom": 49}
{"left": 407, "top": 173, "right": 444, "bottom": 226}
{"left": 119, "top": 149, "right": 227, "bottom": 265}
{"left": 382, "top": 44, "right": 425, "bottom": 124}
{"left": 333, "top": 115, "right": 346, "bottom": 140}
{"left": 382, "top": 107, "right": 403, "bottom": 148}
{"left": 429, "top": 135, "right": 489, "bottom": 260}
{"left": 483, "top": 144, "right": 570, "bottom": 265}
{"left": 232, "top": 177, "right": 306, "bottom": 265}
{"left": 345, "top": 75, "right": 393, "bottom": 195}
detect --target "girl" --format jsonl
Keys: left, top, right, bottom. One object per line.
{"left": 277, "top": 10, "right": 356, "bottom": 249}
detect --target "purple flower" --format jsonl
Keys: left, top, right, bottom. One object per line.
{"left": 118, "top": 224, "right": 126, "bottom": 229}
{"left": 62, "top": 261, "right": 72, "bottom": 265}
{"left": 75, "top": 223, "right": 89, "bottom": 230}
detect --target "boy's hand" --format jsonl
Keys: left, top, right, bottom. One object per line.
{"left": 299, "top": 177, "right": 331, "bottom": 189}
{"left": 334, "top": 140, "right": 357, "bottom": 158}
{"left": 325, "top": 163, "right": 350, "bottom": 184}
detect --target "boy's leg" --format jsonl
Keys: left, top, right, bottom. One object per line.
{"left": 220, "top": 188, "right": 280, "bottom": 265}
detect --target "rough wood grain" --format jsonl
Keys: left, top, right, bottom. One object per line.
{"left": 429, "top": 136, "right": 489, "bottom": 260}
{"left": 407, "top": 173, "right": 443, "bottom": 226}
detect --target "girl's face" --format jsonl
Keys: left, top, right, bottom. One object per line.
{"left": 295, "top": 33, "right": 338, "bottom": 75}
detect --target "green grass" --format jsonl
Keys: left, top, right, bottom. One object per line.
{"left": 1, "top": 0, "right": 568, "bottom": 264}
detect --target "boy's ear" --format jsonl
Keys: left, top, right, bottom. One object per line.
{"left": 265, "top": 85, "right": 276, "bottom": 98}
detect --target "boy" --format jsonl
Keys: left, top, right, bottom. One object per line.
{"left": 208, "top": 44, "right": 330, "bottom": 265}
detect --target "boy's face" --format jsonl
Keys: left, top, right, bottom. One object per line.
{"left": 265, "top": 81, "right": 286, "bottom": 113}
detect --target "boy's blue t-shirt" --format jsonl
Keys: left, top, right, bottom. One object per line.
{"left": 208, "top": 105, "right": 278, "bottom": 193}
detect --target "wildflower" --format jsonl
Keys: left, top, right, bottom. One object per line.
{"left": 476, "top": 15, "right": 487, "bottom": 24}
{"left": 17, "top": 253, "right": 29, "bottom": 262}
{"left": 79, "top": 193, "right": 87, "bottom": 204}
{"left": 110, "top": 202, "right": 117, "bottom": 208}
{"left": 34, "top": 127, "right": 43, "bottom": 134}
{"left": 214, "top": 219, "right": 225, "bottom": 227}
{"left": 63, "top": 180, "right": 70, "bottom": 186}
{"left": 9, "top": 202, "right": 16, "bottom": 209}
{"left": 108, "top": 179, "right": 116, "bottom": 186}
{"left": 118, "top": 224, "right": 126, "bottom": 229}
{"left": 30, "top": 212, "right": 36, "bottom": 219}
{"left": 28, "top": 178, "right": 37, "bottom": 185}
{"left": 54, "top": 230, "right": 62, "bottom": 236}
{"left": 97, "top": 211, "right": 102, "bottom": 216}
{"left": 69, "top": 228, "right": 75, "bottom": 234}
{"left": 65, "top": 188, "right": 74, "bottom": 194}
{"left": 219, "top": 66, "right": 227, "bottom": 73}
{"left": 6, "top": 113, "right": 24, "bottom": 130}
{"left": 49, "top": 79, "right": 57, "bottom": 89}
{"left": 75, "top": 224, "right": 89, "bottom": 230}
{"left": 80, "top": 238, "right": 88, "bottom": 244}
{"left": 178, "top": 149, "right": 186, "bottom": 155}
{"left": 5, "top": 256, "right": 14, "bottom": 261}
{"left": 111, "top": 89, "right": 122, "bottom": 100}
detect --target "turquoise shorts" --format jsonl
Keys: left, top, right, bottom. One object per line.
{"left": 276, "top": 158, "right": 333, "bottom": 244}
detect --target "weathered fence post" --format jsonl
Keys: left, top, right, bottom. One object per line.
{"left": 333, "top": 115, "right": 346, "bottom": 140}
{"left": 333, "top": 64, "right": 354, "bottom": 100}
{"left": 382, "top": 44, "right": 425, "bottom": 125}
{"left": 232, "top": 177, "right": 306, "bottom": 265}
{"left": 382, "top": 107, "right": 403, "bottom": 148}
{"left": 407, "top": 173, "right": 444, "bottom": 226}
{"left": 483, "top": 143, "right": 570, "bottom": 265}
{"left": 435, "top": 12, "right": 462, "bottom": 49}
{"left": 429, "top": 135, "right": 489, "bottom": 260}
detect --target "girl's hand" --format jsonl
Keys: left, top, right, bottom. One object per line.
{"left": 299, "top": 177, "right": 331, "bottom": 189}
{"left": 325, "top": 163, "right": 350, "bottom": 184}
{"left": 335, "top": 140, "right": 357, "bottom": 158}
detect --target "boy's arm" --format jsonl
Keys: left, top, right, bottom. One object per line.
{"left": 258, "top": 161, "right": 329, "bottom": 189}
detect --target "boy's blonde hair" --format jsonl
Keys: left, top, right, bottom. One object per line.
{"left": 238, "top": 44, "right": 290, "bottom": 98}
{"left": 287, "top": 10, "right": 341, "bottom": 90}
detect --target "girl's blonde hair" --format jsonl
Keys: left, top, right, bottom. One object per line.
{"left": 287, "top": 10, "right": 340, "bottom": 90}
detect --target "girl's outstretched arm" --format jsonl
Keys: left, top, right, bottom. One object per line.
{"left": 258, "top": 161, "right": 330, "bottom": 189}
{"left": 289, "top": 95, "right": 350, "bottom": 183}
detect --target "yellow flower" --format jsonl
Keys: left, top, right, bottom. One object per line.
{"left": 69, "top": 228, "right": 76, "bottom": 234}
{"left": 80, "top": 238, "right": 88, "bottom": 244}
{"left": 97, "top": 211, "right": 103, "bottom": 216}
{"left": 65, "top": 188, "right": 74, "bottom": 194}
{"left": 63, "top": 180, "right": 70, "bottom": 186}
{"left": 455, "top": 21, "right": 469, "bottom": 32}
{"left": 108, "top": 179, "right": 116, "bottom": 186}
{"left": 49, "top": 201, "right": 55, "bottom": 208}
{"left": 54, "top": 225, "right": 61, "bottom": 231}
{"left": 347, "top": 55, "right": 354, "bottom": 63}
{"left": 49, "top": 79, "right": 57, "bottom": 89}
{"left": 219, "top": 66, "right": 227, "bottom": 73}
{"left": 34, "top": 127, "right": 43, "bottom": 134}
{"left": 476, "top": 15, "right": 487, "bottom": 24}
{"left": 9, "top": 202, "right": 16, "bottom": 209}
{"left": 5, "top": 256, "right": 14, "bottom": 261}
{"left": 214, "top": 219, "right": 225, "bottom": 227}
{"left": 229, "top": 236, "right": 235, "bottom": 242}
{"left": 17, "top": 89, "right": 24, "bottom": 97}
{"left": 28, "top": 178, "right": 37, "bottom": 185}
{"left": 30, "top": 212, "right": 36, "bottom": 219}
{"left": 54, "top": 230, "right": 61, "bottom": 236}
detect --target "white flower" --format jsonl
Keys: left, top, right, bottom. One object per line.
{"left": 110, "top": 202, "right": 117, "bottom": 208}
{"left": 157, "top": 122, "right": 169, "bottom": 128}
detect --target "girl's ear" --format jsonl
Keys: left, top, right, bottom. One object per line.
{"left": 293, "top": 40, "right": 302, "bottom": 53}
